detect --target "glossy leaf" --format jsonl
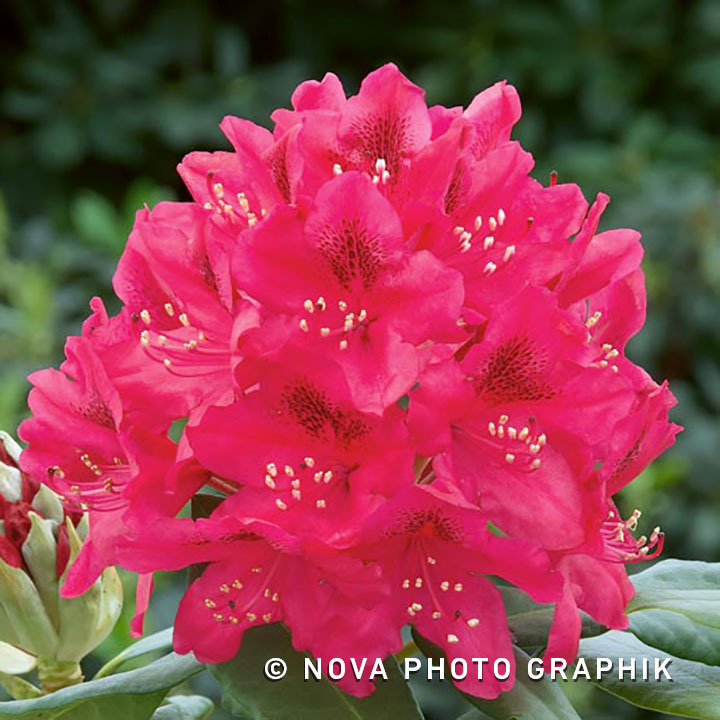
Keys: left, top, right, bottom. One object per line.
{"left": 580, "top": 630, "right": 720, "bottom": 719}
{"left": 626, "top": 560, "right": 720, "bottom": 666}
{"left": 211, "top": 623, "right": 423, "bottom": 720}
{"left": 461, "top": 647, "right": 580, "bottom": 720}
{"left": 0, "top": 652, "right": 203, "bottom": 720}
{"left": 499, "top": 586, "right": 605, "bottom": 648}
{"left": 151, "top": 695, "right": 214, "bottom": 720}
{"left": 95, "top": 628, "right": 174, "bottom": 679}
{"left": 413, "top": 631, "right": 580, "bottom": 720}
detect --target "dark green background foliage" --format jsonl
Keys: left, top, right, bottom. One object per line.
{"left": 0, "top": 1, "right": 718, "bottom": 718}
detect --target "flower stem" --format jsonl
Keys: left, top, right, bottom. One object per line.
{"left": 36, "top": 658, "right": 83, "bottom": 694}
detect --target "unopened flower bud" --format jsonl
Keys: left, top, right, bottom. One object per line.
{"left": 0, "top": 432, "right": 123, "bottom": 692}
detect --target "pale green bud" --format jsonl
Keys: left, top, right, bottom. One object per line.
{"left": 0, "top": 432, "right": 123, "bottom": 686}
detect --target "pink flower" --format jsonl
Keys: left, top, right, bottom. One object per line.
{"left": 17, "top": 63, "right": 681, "bottom": 700}
{"left": 187, "top": 346, "right": 415, "bottom": 544}
{"left": 110, "top": 201, "right": 258, "bottom": 422}
{"left": 18, "top": 338, "right": 183, "bottom": 595}
{"left": 409, "top": 286, "right": 635, "bottom": 544}
{"left": 234, "top": 171, "right": 464, "bottom": 413}
{"left": 356, "top": 483, "right": 560, "bottom": 698}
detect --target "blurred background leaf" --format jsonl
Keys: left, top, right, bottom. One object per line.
{"left": 1, "top": 0, "right": 718, "bottom": 717}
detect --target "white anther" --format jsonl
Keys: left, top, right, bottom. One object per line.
{"left": 339, "top": 340, "right": 348, "bottom": 351}
{"left": 530, "top": 458, "right": 541, "bottom": 470}
{"left": 299, "top": 319, "right": 309, "bottom": 332}
{"left": 333, "top": 163, "right": 343, "bottom": 176}
{"left": 453, "top": 226, "right": 465, "bottom": 235}
{"left": 467, "top": 618, "right": 480, "bottom": 628}
{"left": 237, "top": 193, "right": 250, "bottom": 212}
{"left": 316, "top": 499, "right": 326, "bottom": 509}
{"left": 304, "top": 457, "right": 315, "bottom": 468}
{"left": 415, "top": 577, "right": 423, "bottom": 588}
{"left": 483, "top": 261, "right": 497, "bottom": 275}
{"left": 507, "top": 426, "right": 517, "bottom": 439}
{"left": 163, "top": 358, "right": 172, "bottom": 368}
{"left": 303, "top": 299, "right": 314, "bottom": 313}
{"left": 447, "top": 634, "right": 459, "bottom": 644}
{"left": 503, "top": 245, "right": 516, "bottom": 262}
{"left": 505, "top": 453, "right": 515, "bottom": 464}
{"left": 488, "top": 421, "right": 497, "bottom": 436}
{"left": 267, "top": 463, "right": 278, "bottom": 477}
{"left": 164, "top": 302, "right": 174, "bottom": 317}
{"left": 454, "top": 583, "right": 463, "bottom": 592}
{"left": 427, "top": 556, "right": 437, "bottom": 565}
{"left": 338, "top": 300, "right": 347, "bottom": 311}
{"left": 320, "top": 327, "right": 330, "bottom": 337}
{"left": 488, "top": 216, "right": 497, "bottom": 231}
{"left": 140, "top": 309, "right": 151, "bottom": 325}
{"left": 440, "top": 581, "right": 450, "bottom": 591}
{"left": 275, "top": 499, "right": 287, "bottom": 511}
{"left": 474, "top": 215, "right": 483, "bottom": 231}
{"left": 518, "top": 427, "right": 529, "bottom": 441}
{"left": 483, "top": 235, "right": 495, "bottom": 250}
{"left": 498, "top": 208, "right": 506, "bottom": 225}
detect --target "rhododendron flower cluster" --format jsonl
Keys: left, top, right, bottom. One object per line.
{"left": 18, "top": 65, "right": 680, "bottom": 699}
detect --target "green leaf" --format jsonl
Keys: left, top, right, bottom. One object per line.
{"left": 413, "top": 631, "right": 579, "bottom": 720}
{"left": 0, "top": 652, "right": 203, "bottom": 720}
{"left": 461, "top": 647, "right": 580, "bottom": 720}
{"left": 151, "top": 695, "right": 214, "bottom": 720}
{"left": 499, "top": 586, "right": 605, "bottom": 648}
{"left": 579, "top": 630, "right": 720, "bottom": 719}
{"left": 626, "top": 560, "right": 720, "bottom": 666}
{"left": 457, "top": 712, "right": 494, "bottom": 720}
{"left": 94, "top": 628, "right": 174, "bottom": 679}
{"left": 211, "top": 623, "right": 423, "bottom": 720}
